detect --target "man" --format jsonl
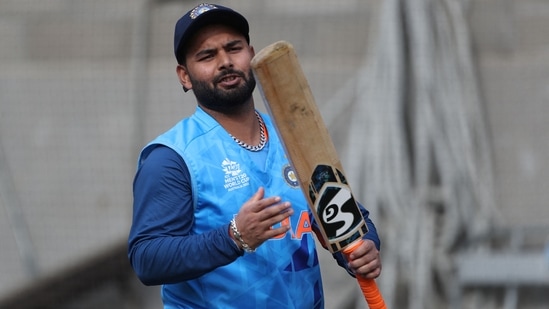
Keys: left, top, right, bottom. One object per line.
{"left": 128, "top": 3, "right": 381, "bottom": 308}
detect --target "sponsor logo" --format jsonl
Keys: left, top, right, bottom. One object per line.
{"left": 308, "top": 164, "right": 366, "bottom": 252}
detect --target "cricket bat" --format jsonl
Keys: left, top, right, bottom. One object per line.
{"left": 251, "top": 41, "right": 386, "bottom": 309}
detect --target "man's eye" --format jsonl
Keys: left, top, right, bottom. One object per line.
{"left": 199, "top": 54, "right": 214, "bottom": 61}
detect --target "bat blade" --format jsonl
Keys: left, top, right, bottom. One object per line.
{"left": 251, "top": 41, "right": 386, "bottom": 309}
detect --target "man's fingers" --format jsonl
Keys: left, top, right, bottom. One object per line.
{"left": 236, "top": 190, "right": 295, "bottom": 249}
{"left": 249, "top": 186, "right": 265, "bottom": 202}
{"left": 349, "top": 239, "right": 375, "bottom": 260}
{"left": 346, "top": 240, "right": 382, "bottom": 278}
{"left": 244, "top": 188, "right": 286, "bottom": 213}
{"left": 348, "top": 252, "right": 381, "bottom": 278}
{"left": 257, "top": 200, "right": 292, "bottom": 218}
{"left": 266, "top": 224, "right": 292, "bottom": 238}
{"left": 356, "top": 260, "right": 382, "bottom": 279}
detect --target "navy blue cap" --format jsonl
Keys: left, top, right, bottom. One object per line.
{"left": 174, "top": 3, "right": 250, "bottom": 64}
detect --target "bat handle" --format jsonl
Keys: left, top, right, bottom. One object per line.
{"left": 342, "top": 239, "right": 387, "bottom": 309}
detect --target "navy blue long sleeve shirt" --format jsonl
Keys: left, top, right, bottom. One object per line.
{"left": 128, "top": 146, "right": 380, "bottom": 285}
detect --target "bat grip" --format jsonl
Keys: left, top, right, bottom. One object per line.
{"left": 342, "top": 239, "right": 387, "bottom": 309}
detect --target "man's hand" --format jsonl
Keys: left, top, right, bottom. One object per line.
{"left": 231, "top": 187, "right": 294, "bottom": 250}
{"left": 346, "top": 239, "right": 382, "bottom": 279}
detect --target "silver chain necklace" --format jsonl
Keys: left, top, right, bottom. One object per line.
{"left": 229, "top": 111, "right": 267, "bottom": 152}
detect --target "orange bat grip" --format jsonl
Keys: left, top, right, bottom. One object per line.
{"left": 342, "top": 239, "right": 387, "bottom": 309}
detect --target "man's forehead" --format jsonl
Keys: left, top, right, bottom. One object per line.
{"left": 186, "top": 24, "right": 247, "bottom": 53}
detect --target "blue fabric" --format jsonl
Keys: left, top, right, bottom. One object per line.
{"left": 128, "top": 107, "right": 380, "bottom": 308}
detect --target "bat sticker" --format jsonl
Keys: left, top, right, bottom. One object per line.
{"left": 309, "top": 165, "right": 367, "bottom": 252}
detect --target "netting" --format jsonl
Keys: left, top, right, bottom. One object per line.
{"left": 1, "top": 1, "right": 548, "bottom": 308}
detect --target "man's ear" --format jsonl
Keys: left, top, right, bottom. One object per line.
{"left": 176, "top": 65, "right": 192, "bottom": 92}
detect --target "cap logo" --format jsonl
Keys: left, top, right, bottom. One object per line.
{"left": 190, "top": 3, "right": 218, "bottom": 19}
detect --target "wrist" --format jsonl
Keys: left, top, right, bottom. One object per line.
{"left": 227, "top": 224, "right": 243, "bottom": 251}
{"left": 230, "top": 218, "right": 255, "bottom": 253}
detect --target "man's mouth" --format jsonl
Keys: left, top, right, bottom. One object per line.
{"left": 216, "top": 72, "right": 243, "bottom": 88}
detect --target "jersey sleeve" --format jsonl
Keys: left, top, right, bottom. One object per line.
{"left": 128, "top": 145, "right": 243, "bottom": 285}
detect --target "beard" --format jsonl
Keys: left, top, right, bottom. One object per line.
{"left": 190, "top": 68, "right": 256, "bottom": 114}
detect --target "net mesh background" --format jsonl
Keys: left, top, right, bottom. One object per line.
{"left": 1, "top": 1, "right": 548, "bottom": 308}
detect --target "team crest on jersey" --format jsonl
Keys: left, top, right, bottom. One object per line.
{"left": 283, "top": 164, "right": 299, "bottom": 188}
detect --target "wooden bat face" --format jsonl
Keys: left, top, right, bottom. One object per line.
{"left": 252, "top": 41, "right": 387, "bottom": 309}
{"left": 251, "top": 41, "right": 367, "bottom": 254}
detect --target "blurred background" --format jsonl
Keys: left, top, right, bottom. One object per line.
{"left": 0, "top": 0, "right": 548, "bottom": 308}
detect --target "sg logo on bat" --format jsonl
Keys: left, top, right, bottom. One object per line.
{"left": 308, "top": 165, "right": 368, "bottom": 253}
